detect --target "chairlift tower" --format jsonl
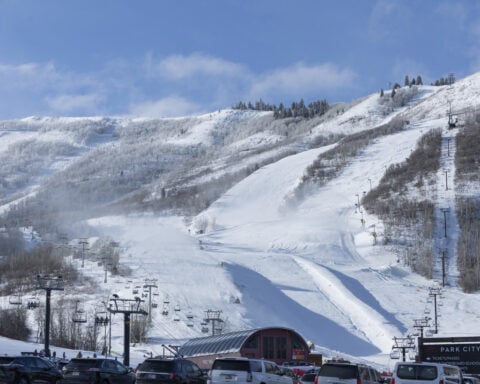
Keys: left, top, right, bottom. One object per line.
{"left": 391, "top": 335, "right": 416, "bottom": 362}
{"left": 413, "top": 316, "right": 431, "bottom": 339}
{"left": 428, "top": 287, "right": 442, "bottom": 334}
{"left": 143, "top": 278, "right": 158, "bottom": 323}
{"left": 36, "top": 275, "right": 64, "bottom": 357}
{"left": 203, "top": 310, "right": 224, "bottom": 336}
{"left": 107, "top": 295, "right": 148, "bottom": 367}
{"left": 78, "top": 239, "right": 89, "bottom": 268}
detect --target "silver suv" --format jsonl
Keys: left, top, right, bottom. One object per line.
{"left": 208, "top": 357, "right": 293, "bottom": 384}
{"left": 315, "top": 362, "right": 382, "bottom": 384}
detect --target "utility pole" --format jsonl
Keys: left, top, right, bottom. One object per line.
{"left": 428, "top": 287, "right": 442, "bottom": 334}
{"left": 392, "top": 336, "right": 416, "bottom": 362}
{"left": 143, "top": 279, "right": 158, "bottom": 323}
{"left": 78, "top": 239, "right": 89, "bottom": 268}
{"left": 108, "top": 295, "right": 147, "bottom": 367}
{"left": 36, "top": 275, "right": 64, "bottom": 357}
{"left": 444, "top": 170, "right": 448, "bottom": 191}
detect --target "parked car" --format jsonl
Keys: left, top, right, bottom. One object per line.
{"left": 298, "top": 372, "right": 317, "bottom": 384}
{"left": 0, "top": 355, "right": 63, "bottom": 384}
{"left": 392, "top": 362, "right": 463, "bottom": 384}
{"left": 208, "top": 357, "right": 292, "bottom": 384}
{"left": 135, "top": 357, "right": 206, "bottom": 384}
{"left": 61, "top": 358, "right": 135, "bottom": 384}
{"left": 463, "top": 375, "right": 480, "bottom": 384}
{"left": 314, "top": 361, "right": 382, "bottom": 384}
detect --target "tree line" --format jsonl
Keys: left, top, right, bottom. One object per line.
{"left": 232, "top": 98, "right": 329, "bottom": 119}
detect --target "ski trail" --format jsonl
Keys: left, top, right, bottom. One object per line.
{"left": 292, "top": 256, "right": 396, "bottom": 353}
{"left": 433, "top": 127, "right": 460, "bottom": 287}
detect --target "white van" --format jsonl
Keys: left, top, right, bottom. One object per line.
{"left": 208, "top": 357, "right": 292, "bottom": 384}
{"left": 392, "top": 362, "right": 462, "bottom": 384}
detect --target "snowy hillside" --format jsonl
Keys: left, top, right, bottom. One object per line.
{"left": 1, "top": 73, "right": 480, "bottom": 370}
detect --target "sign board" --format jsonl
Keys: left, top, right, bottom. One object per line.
{"left": 419, "top": 338, "right": 480, "bottom": 374}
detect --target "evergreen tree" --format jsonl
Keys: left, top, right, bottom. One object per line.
{"left": 416, "top": 75, "right": 423, "bottom": 85}
{"left": 404, "top": 75, "right": 410, "bottom": 87}
{"left": 380, "top": 89, "right": 384, "bottom": 97}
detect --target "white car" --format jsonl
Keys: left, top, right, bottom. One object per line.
{"left": 208, "top": 357, "right": 293, "bottom": 384}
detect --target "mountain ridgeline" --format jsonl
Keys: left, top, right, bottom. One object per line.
{"left": 1, "top": 73, "right": 480, "bottom": 321}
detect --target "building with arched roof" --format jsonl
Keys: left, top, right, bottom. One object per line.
{"left": 178, "top": 327, "right": 313, "bottom": 369}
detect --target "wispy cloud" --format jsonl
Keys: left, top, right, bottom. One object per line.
{"left": 145, "top": 52, "right": 248, "bottom": 80}
{"left": 129, "top": 96, "right": 202, "bottom": 118}
{"left": 250, "top": 62, "right": 356, "bottom": 100}
{"left": 46, "top": 93, "right": 104, "bottom": 115}
{"left": 0, "top": 54, "right": 357, "bottom": 118}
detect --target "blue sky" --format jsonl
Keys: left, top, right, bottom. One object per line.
{"left": 0, "top": 0, "right": 479, "bottom": 119}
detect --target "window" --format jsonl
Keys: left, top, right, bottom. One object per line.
{"left": 265, "top": 362, "right": 276, "bottom": 373}
{"left": 276, "top": 337, "right": 287, "bottom": 359}
{"left": 184, "top": 361, "right": 194, "bottom": 374}
{"left": 191, "top": 363, "right": 201, "bottom": 376}
{"left": 250, "top": 360, "right": 263, "bottom": 373}
{"left": 212, "top": 360, "right": 250, "bottom": 372}
{"left": 318, "top": 364, "right": 358, "bottom": 379}
{"left": 263, "top": 336, "right": 274, "bottom": 359}
{"left": 245, "top": 335, "right": 258, "bottom": 349}
{"left": 359, "top": 367, "right": 371, "bottom": 381}
{"left": 396, "top": 365, "right": 438, "bottom": 381}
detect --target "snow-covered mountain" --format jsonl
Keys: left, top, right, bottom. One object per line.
{"left": 1, "top": 72, "right": 480, "bottom": 370}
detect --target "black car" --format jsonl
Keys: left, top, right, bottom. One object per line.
{"left": 0, "top": 355, "right": 63, "bottom": 384}
{"left": 135, "top": 358, "right": 206, "bottom": 384}
{"left": 61, "top": 358, "right": 135, "bottom": 384}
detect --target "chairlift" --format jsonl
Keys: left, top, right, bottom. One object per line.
{"left": 408, "top": 350, "right": 417, "bottom": 360}
{"left": 152, "top": 303, "right": 158, "bottom": 308}
{"left": 95, "top": 311, "right": 109, "bottom": 325}
{"left": 162, "top": 310, "right": 169, "bottom": 316}
{"left": 201, "top": 326, "right": 209, "bottom": 333}
{"left": 26, "top": 296, "right": 40, "bottom": 310}
{"left": 173, "top": 316, "right": 180, "bottom": 322}
{"left": 9, "top": 294, "right": 22, "bottom": 306}
{"left": 424, "top": 308, "right": 431, "bottom": 314}
{"left": 72, "top": 309, "right": 87, "bottom": 323}
{"left": 187, "top": 321, "right": 194, "bottom": 328}
{"left": 390, "top": 350, "right": 401, "bottom": 360}
{"left": 132, "top": 289, "right": 139, "bottom": 294}
{"left": 186, "top": 312, "right": 194, "bottom": 320}
{"left": 174, "top": 304, "right": 180, "bottom": 312}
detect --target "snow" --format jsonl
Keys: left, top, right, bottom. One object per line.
{"left": 1, "top": 74, "right": 480, "bottom": 371}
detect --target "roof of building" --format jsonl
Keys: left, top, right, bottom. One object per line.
{"left": 178, "top": 327, "right": 308, "bottom": 357}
